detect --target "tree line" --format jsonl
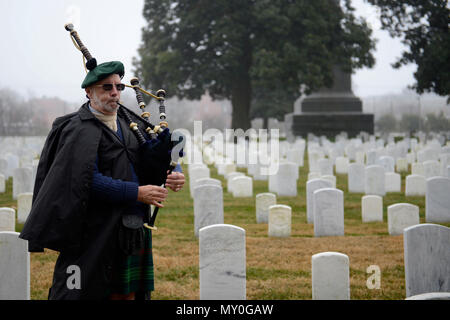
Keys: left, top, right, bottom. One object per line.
{"left": 376, "top": 112, "right": 450, "bottom": 134}
{"left": 0, "top": 88, "right": 77, "bottom": 136}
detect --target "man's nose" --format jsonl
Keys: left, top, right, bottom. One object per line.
{"left": 110, "top": 85, "right": 119, "bottom": 96}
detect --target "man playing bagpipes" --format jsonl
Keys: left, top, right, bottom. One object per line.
{"left": 19, "top": 25, "right": 185, "bottom": 300}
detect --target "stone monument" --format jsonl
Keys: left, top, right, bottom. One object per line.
{"left": 289, "top": 66, "right": 374, "bottom": 138}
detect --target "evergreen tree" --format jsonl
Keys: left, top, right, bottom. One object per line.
{"left": 367, "top": 0, "right": 449, "bottom": 100}
{"left": 134, "top": 0, "right": 375, "bottom": 130}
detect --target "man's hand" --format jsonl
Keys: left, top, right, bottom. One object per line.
{"left": 165, "top": 171, "right": 185, "bottom": 192}
{"left": 137, "top": 185, "right": 168, "bottom": 207}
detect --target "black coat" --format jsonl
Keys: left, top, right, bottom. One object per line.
{"left": 19, "top": 103, "right": 167, "bottom": 300}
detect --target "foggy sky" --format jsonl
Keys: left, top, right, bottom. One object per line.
{"left": 0, "top": 0, "right": 417, "bottom": 105}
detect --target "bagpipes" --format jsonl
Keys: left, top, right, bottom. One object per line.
{"left": 65, "top": 23, "right": 185, "bottom": 230}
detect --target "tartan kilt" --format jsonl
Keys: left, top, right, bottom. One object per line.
{"left": 110, "top": 227, "right": 154, "bottom": 295}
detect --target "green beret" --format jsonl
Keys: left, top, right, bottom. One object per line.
{"left": 81, "top": 61, "right": 125, "bottom": 88}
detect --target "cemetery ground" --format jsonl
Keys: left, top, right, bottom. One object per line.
{"left": 4, "top": 159, "right": 449, "bottom": 300}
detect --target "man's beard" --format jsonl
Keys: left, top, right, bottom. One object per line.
{"left": 92, "top": 91, "right": 119, "bottom": 114}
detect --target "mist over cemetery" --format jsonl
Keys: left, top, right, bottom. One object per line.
{"left": 1, "top": 126, "right": 450, "bottom": 300}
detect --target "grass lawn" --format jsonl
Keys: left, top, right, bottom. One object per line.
{"left": 2, "top": 157, "right": 449, "bottom": 300}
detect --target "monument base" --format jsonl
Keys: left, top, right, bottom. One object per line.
{"left": 292, "top": 112, "right": 374, "bottom": 138}
{"left": 301, "top": 95, "right": 363, "bottom": 112}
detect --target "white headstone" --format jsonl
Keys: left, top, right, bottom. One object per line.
{"left": 377, "top": 156, "right": 395, "bottom": 173}
{"left": 321, "top": 175, "right": 336, "bottom": 188}
{"left": 287, "top": 148, "right": 304, "bottom": 167}
{"left": 196, "top": 178, "right": 222, "bottom": 188}
{"left": 231, "top": 176, "right": 253, "bottom": 198}
{"left": 308, "top": 151, "right": 320, "bottom": 173}
{"left": 348, "top": 163, "right": 365, "bottom": 193}
{"left": 189, "top": 166, "right": 210, "bottom": 197}
{"left": 251, "top": 163, "right": 269, "bottom": 181}
{"left": 0, "top": 159, "right": 8, "bottom": 177}
{"left": 385, "top": 172, "right": 401, "bottom": 193}
{"left": 223, "top": 163, "right": 237, "bottom": 176}
{"left": 387, "top": 203, "right": 420, "bottom": 236}
{"left": 312, "top": 252, "right": 350, "bottom": 300}
{"left": 31, "top": 159, "right": 39, "bottom": 192}
{"left": 193, "top": 184, "right": 224, "bottom": 237}
{"left": 226, "top": 172, "right": 245, "bottom": 192}
{"left": 406, "top": 152, "right": 415, "bottom": 164}
{"left": 273, "top": 162, "right": 298, "bottom": 197}
{"left": 366, "top": 150, "right": 377, "bottom": 165}
{"left": 308, "top": 172, "right": 321, "bottom": 180}
{"left": 440, "top": 153, "right": 450, "bottom": 176}
{"left": 268, "top": 171, "right": 278, "bottom": 193}
{"left": 17, "top": 193, "right": 33, "bottom": 224}
{"left": 406, "top": 292, "right": 450, "bottom": 300}
{"left": 364, "top": 165, "right": 386, "bottom": 196}
{"left": 256, "top": 193, "right": 276, "bottom": 224}
{"left": 355, "top": 151, "right": 365, "bottom": 164}
{"left": 0, "top": 173, "right": 5, "bottom": 193}
{"left": 313, "top": 188, "right": 344, "bottom": 237}
{"left": 318, "top": 158, "right": 333, "bottom": 176}
{"left": 423, "top": 160, "right": 441, "bottom": 179}
{"left": 12, "top": 167, "right": 33, "bottom": 200}
{"left": 268, "top": 205, "right": 291, "bottom": 237}
{"left": 335, "top": 157, "right": 349, "bottom": 174}
{"left": 396, "top": 158, "right": 408, "bottom": 173}
{"left": 0, "top": 207, "right": 15, "bottom": 232}
{"left": 0, "top": 231, "right": 30, "bottom": 300}
{"left": 361, "top": 195, "right": 383, "bottom": 222}
{"left": 188, "top": 163, "right": 208, "bottom": 175}
{"left": 225, "top": 171, "right": 244, "bottom": 181}
{"left": 404, "top": 224, "right": 450, "bottom": 297}
{"left": 4, "top": 153, "right": 19, "bottom": 178}
{"left": 199, "top": 224, "right": 246, "bottom": 300}
{"left": 425, "top": 177, "right": 450, "bottom": 223}
{"left": 411, "top": 162, "right": 425, "bottom": 176}
{"left": 405, "top": 174, "right": 426, "bottom": 196}
{"left": 306, "top": 179, "right": 333, "bottom": 224}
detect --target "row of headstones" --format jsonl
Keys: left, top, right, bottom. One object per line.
{"left": 310, "top": 153, "right": 449, "bottom": 179}
{"left": 1, "top": 223, "right": 448, "bottom": 300}
{"left": 257, "top": 188, "right": 442, "bottom": 239}
{"left": 190, "top": 160, "right": 301, "bottom": 199}
{"left": 194, "top": 184, "right": 426, "bottom": 240}
{"left": 0, "top": 166, "right": 37, "bottom": 199}
{"left": 194, "top": 135, "right": 306, "bottom": 174}
{"left": 189, "top": 164, "right": 254, "bottom": 199}
{"left": 306, "top": 142, "right": 448, "bottom": 198}
{"left": 0, "top": 154, "right": 40, "bottom": 179}
{"left": 308, "top": 140, "right": 450, "bottom": 176}
{"left": 307, "top": 176, "right": 450, "bottom": 230}
{"left": 187, "top": 133, "right": 448, "bottom": 176}
{"left": 327, "top": 162, "right": 450, "bottom": 200}
{"left": 192, "top": 178, "right": 294, "bottom": 238}
{"left": 190, "top": 170, "right": 450, "bottom": 239}
{"left": 197, "top": 134, "right": 442, "bottom": 180}
{"left": 198, "top": 223, "right": 450, "bottom": 300}
{"left": 307, "top": 134, "right": 448, "bottom": 163}
{"left": 0, "top": 194, "right": 33, "bottom": 231}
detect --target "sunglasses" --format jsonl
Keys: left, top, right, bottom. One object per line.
{"left": 94, "top": 83, "right": 126, "bottom": 91}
